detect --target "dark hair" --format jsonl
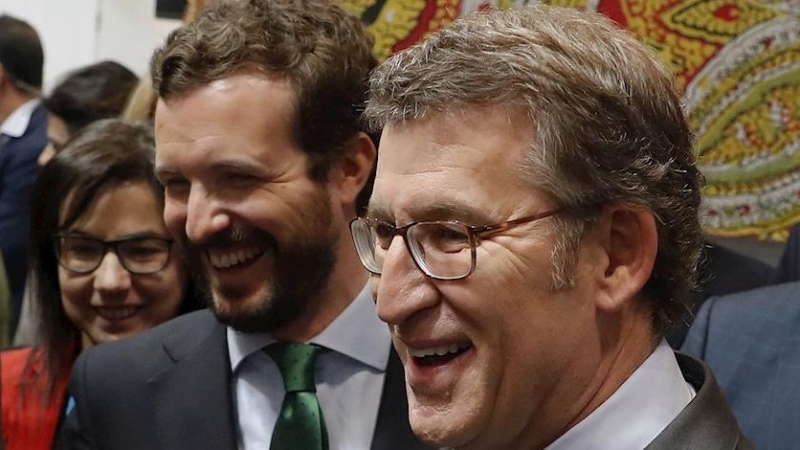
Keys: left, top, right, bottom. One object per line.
{"left": 151, "top": 0, "right": 377, "bottom": 191}
{"left": 367, "top": 5, "right": 703, "bottom": 335}
{"left": 43, "top": 61, "right": 139, "bottom": 135}
{"left": 0, "top": 14, "right": 44, "bottom": 92}
{"left": 24, "top": 119, "right": 197, "bottom": 400}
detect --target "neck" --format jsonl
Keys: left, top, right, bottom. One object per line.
{"left": 0, "top": 86, "right": 34, "bottom": 125}
{"left": 511, "top": 303, "right": 657, "bottom": 450}
{"left": 80, "top": 332, "right": 96, "bottom": 350}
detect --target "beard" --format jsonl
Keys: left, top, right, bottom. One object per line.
{"left": 179, "top": 187, "right": 339, "bottom": 333}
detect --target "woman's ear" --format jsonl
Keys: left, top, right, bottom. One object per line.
{"left": 591, "top": 203, "right": 658, "bottom": 313}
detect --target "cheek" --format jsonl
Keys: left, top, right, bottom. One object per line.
{"left": 163, "top": 199, "right": 187, "bottom": 237}
{"left": 58, "top": 268, "right": 94, "bottom": 326}
{"left": 139, "top": 263, "right": 187, "bottom": 321}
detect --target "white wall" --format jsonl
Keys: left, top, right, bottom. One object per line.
{"left": 1, "top": 0, "right": 181, "bottom": 91}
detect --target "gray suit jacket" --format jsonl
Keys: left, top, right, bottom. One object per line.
{"left": 645, "top": 353, "right": 753, "bottom": 450}
{"left": 682, "top": 281, "right": 800, "bottom": 450}
{"left": 59, "top": 309, "right": 431, "bottom": 450}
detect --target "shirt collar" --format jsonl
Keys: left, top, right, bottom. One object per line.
{"left": 546, "top": 340, "right": 695, "bottom": 450}
{"left": 0, "top": 99, "right": 40, "bottom": 138}
{"left": 227, "top": 283, "right": 390, "bottom": 373}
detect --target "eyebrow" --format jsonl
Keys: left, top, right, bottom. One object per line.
{"left": 59, "top": 230, "right": 170, "bottom": 241}
{"left": 365, "top": 201, "right": 494, "bottom": 226}
{"left": 156, "top": 159, "right": 269, "bottom": 180}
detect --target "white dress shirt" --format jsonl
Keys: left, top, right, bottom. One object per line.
{"left": 546, "top": 340, "right": 696, "bottom": 450}
{"left": 0, "top": 98, "right": 40, "bottom": 139}
{"left": 228, "top": 284, "right": 391, "bottom": 450}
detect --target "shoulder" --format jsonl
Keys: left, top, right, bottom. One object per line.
{"left": 681, "top": 281, "right": 800, "bottom": 361}
{"left": 1, "top": 347, "right": 33, "bottom": 370}
{"left": 696, "top": 281, "right": 800, "bottom": 326}
{"left": 27, "top": 104, "right": 48, "bottom": 132}
{"left": 682, "top": 281, "right": 800, "bottom": 377}
{"left": 645, "top": 353, "right": 754, "bottom": 450}
{"left": 683, "top": 281, "right": 800, "bottom": 354}
{"left": 75, "top": 309, "right": 222, "bottom": 380}
{"left": 2, "top": 105, "right": 48, "bottom": 150}
{"left": 1, "top": 347, "right": 34, "bottom": 395}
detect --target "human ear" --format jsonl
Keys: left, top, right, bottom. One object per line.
{"left": 591, "top": 203, "right": 658, "bottom": 313}
{"left": 332, "top": 132, "right": 377, "bottom": 208}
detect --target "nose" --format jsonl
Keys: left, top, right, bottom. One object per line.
{"left": 93, "top": 252, "right": 132, "bottom": 299}
{"left": 373, "top": 237, "right": 438, "bottom": 326}
{"left": 184, "top": 185, "right": 232, "bottom": 243}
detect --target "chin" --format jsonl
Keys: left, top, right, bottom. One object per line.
{"left": 210, "top": 290, "right": 303, "bottom": 334}
{"left": 409, "top": 401, "right": 480, "bottom": 450}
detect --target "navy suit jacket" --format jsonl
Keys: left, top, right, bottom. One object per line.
{"left": 666, "top": 242, "right": 773, "bottom": 348}
{"left": 0, "top": 103, "right": 47, "bottom": 339}
{"left": 682, "top": 281, "right": 800, "bottom": 450}
{"left": 59, "top": 309, "right": 431, "bottom": 450}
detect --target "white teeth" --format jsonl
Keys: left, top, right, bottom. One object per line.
{"left": 409, "top": 343, "right": 469, "bottom": 358}
{"left": 96, "top": 306, "right": 138, "bottom": 320}
{"left": 210, "top": 247, "right": 262, "bottom": 269}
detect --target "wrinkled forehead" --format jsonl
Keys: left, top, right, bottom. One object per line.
{"left": 370, "top": 107, "right": 545, "bottom": 223}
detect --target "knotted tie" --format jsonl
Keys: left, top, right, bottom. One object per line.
{"left": 265, "top": 342, "right": 329, "bottom": 450}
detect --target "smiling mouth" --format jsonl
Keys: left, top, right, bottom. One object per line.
{"left": 208, "top": 246, "right": 264, "bottom": 269}
{"left": 95, "top": 306, "right": 140, "bottom": 321}
{"left": 409, "top": 343, "right": 473, "bottom": 367}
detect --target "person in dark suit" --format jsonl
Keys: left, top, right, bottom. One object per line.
{"left": 0, "top": 14, "right": 47, "bottom": 342}
{"left": 350, "top": 5, "right": 752, "bottom": 449}
{"left": 682, "top": 281, "right": 800, "bottom": 450}
{"left": 666, "top": 242, "right": 774, "bottom": 348}
{"left": 59, "top": 1, "right": 429, "bottom": 449}
{"left": 771, "top": 223, "right": 800, "bottom": 284}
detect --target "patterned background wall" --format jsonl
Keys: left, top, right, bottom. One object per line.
{"left": 339, "top": 0, "right": 800, "bottom": 240}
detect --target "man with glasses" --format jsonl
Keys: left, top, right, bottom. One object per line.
{"left": 352, "top": 5, "right": 752, "bottom": 450}
{"left": 0, "top": 15, "right": 47, "bottom": 342}
{"left": 59, "top": 1, "right": 429, "bottom": 449}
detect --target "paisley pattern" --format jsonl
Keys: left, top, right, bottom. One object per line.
{"left": 339, "top": 0, "right": 800, "bottom": 239}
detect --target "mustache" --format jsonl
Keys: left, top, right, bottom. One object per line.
{"left": 175, "top": 228, "right": 279, "bottom": 254}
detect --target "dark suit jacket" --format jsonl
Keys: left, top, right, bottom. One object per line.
{"left": 772, "top": 224, "right": 800, "bottom": 284}
{"left": 59, "top": 309, "right": 431, "bottom": 450}
{"left": 666, "top": 242, "right": 773, "bottom": 348}
{"left": 682, "top": 282, "right": 800, "bottom": 450}
{"left": 645, "top": 353, "right": 753, "bottom": 450}
{"left": 0, "top": 103, "right": 47, "bottom": 340}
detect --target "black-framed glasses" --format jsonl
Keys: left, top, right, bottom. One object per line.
{"left": 53, "top": 234, "right": 174, "bottom": 275}
{"left": 349, "top": 208, "right": 564, "bottom": 280}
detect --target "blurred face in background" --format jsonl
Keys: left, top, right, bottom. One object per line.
{"left": 57, "top": 180, "right": 187, "bottom": 348}
{"left": 39, "top": 112, "right": 69, "bottom": 165}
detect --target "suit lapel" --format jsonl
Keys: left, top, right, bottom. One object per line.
{"left": 147, "top": 311, "right": 238, "bottom": 450}
{"left": 645, "top": 353, "right": 753, "bottom": 450}
{"left": 371, "top": 347, "right": 433, "bottom": 450}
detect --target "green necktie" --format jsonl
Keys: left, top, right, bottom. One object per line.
{"left": 265, "top": 342, "right": 329, "bottom": 450}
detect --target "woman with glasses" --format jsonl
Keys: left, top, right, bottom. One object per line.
{"left": 1, "top": 119, "right": 196, "bottom": 450}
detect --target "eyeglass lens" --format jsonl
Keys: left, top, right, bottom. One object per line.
{"left": 353, "top": 220, "right": 474, "bottom": 279}
{"left": 57, "top": 236, "right": 171, "bottom": 274}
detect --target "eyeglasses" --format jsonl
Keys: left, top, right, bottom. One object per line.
{"left": 349, "top": 209, "right": 564, "bottom": 280}
{"left": 53, "top": 234, "right": 174, "bottom": 275}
